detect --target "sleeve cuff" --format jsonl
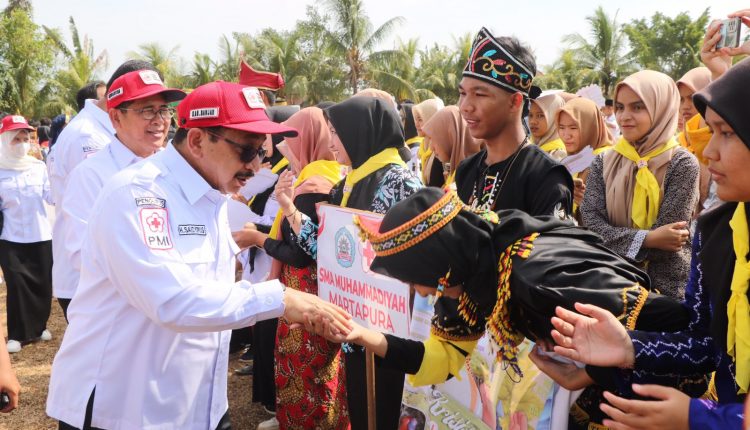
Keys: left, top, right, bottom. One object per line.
{"left": 626, "top": 230, "right": 649, "bottom": 260}
{"left": 241, "top": 279, "right": 285, "bottom": 322}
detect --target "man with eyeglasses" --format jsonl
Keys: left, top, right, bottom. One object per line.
{"left": 46, "top": 81, "right": 352, "bottom": 430}
{"left": 54, "top": 69, "right": 186, "bottom": 322}
{"left": 50, "top": 60, "right": 162, "bottom": 320}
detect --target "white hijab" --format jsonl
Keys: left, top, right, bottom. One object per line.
{"left": 0, "top": 130, "right": 44, "bottom": 171}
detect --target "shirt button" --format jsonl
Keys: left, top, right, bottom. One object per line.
{"left": 264, "top": 297, "right": 273, "bottom": 306}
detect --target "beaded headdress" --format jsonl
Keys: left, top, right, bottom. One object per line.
{"left": 463, "top": 27, "right": 542, "bottom": 99}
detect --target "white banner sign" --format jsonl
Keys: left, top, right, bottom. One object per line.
{"left": 316, "top": 204, "right": 411, "bottom": 337}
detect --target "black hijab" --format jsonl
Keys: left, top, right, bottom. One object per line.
{"left": 325, "top": 97, "right": 405, "bottom": 169}
{"left": 693, "top": 58, "right": 750, "bottom": 348}
{"left": 399, "top": 102, "right": 419, "bottom": 141}
{"left": 264, "top": 105, "right": 300, "bottom": 166}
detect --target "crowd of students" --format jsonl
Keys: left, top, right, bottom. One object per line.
{"left": 0, "top": 10, "right": 748, "bottom": 430}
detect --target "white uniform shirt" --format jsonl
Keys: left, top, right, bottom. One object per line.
{"left": 48, "top": 99, "right": 115, "bottom": 298}
{"left": 47, "top": 99, "right": 115, "bottom": 207}
{"left": 55, "top": 138, "right": 142, "bottom": 299}
{"left": 47, "top": 144, "right": 286, "bottom": 430}
{"left": 0, "top": 163, "right": 52, "bottom": 243}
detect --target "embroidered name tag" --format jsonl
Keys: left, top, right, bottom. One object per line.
{"left": 139, "top": 208, "right": 173, "bottom": 250}
{"left": 178, "top": 224, "right": 206, "bottom": 236}
{"left": 107, "top": 87, "right": 123, "bottom": 100}
{"left": 189, "top": 107, "right": 220, "bottom": 120}
{"left": 135, "top": 197, "right": 166, "bottom": 208}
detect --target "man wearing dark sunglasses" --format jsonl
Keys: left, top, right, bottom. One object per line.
{"left": 55, "top": 69, "right": 186, "bottom": 321}
{"left": 47, "top": 81, "right": 353, "bottom": 430}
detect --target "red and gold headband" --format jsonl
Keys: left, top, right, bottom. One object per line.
{"left": 354, "top": 191, "right": 464, "bottom": 257}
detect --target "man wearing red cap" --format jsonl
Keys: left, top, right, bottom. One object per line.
{"left": 50, "top": 60, "right": 165, "bottom": 319}
{"left": 46, "top": 81, "right": 352, "bottom": 430}
{"left": 55, "top": 69, "right": 186, "bottom": 321}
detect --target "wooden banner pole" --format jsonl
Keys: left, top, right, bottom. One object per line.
{"left": 366, "top": 349, "right": 377, "bottom": 430}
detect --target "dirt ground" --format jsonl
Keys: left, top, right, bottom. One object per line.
{"left": 0, "top": 281, "right": 270, "bottom": 430}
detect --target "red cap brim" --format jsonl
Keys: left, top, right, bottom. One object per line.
{"left": 1, "top": 124, "right": 35, "bottom": 133}
{"left": 223, "top": 120, "right": 298, "bottom": 137}
{"left": 109, "top": 87, "right": 187, "bottom": 109}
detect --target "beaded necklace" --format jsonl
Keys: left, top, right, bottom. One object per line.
{"left": 469, "top": 138, "right": 529, "bottom": 211}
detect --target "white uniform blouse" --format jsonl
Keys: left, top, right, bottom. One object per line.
{"left": 46, "top": 144, "right": 286, "bottom": 430}
{"left": 0, "top": 163, "right": 52, "bottom": 243}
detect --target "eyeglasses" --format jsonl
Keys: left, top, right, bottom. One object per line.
{"left": 204, "top": 130, "right": 267, "bottom": 163}
{"left": 118, "top": 106, "right": 175, "bottom": 121}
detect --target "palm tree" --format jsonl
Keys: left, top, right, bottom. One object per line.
{"left": 368, "top": 38, "right": 419, "bottom": 101}
{"left": 214, "top": 35, "right": 241, "bottom": 82}
{"left": 187, "top": 53, "right": 217, "bottom": 88}
{"left": 43, "top": 17, "right": 108, "bottom": 111}
{"left": 535, "top": 49, "right": 597, "bottom": 92}
{"left": 319, "top": 0, "right": 406, "bottom": 95}
{"left": 563, "top": 6, "right": 634, "bottom": 96}
{"left": 127, "top": 42, "right": 182, "bottom": 87}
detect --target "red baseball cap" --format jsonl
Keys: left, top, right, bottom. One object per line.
{"left": 238, "top": 61, "right": 285, "bottom": 91}
{"left": 106, "top": 69, "right": 186, "bottom": 109}
{"left": 177, "top": 81, "right": 298, "bottom": 137}
{"left": 0, "top": 115, "right": 35, "bottom": 134}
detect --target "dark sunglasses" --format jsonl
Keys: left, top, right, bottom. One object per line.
{"left": 204, "top": 130, "right": 267, "bottom": 163}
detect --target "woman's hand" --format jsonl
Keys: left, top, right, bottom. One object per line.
{"left": 701, "top": 12, "right": 750, "bottom": 80}
{"left": 231, "top": 223, "right": 265, "bottom": 249}
{"left": 600, "top": 384, "right": 690, "bottom": 430}
{"left": 529, "top": 344, "right": 593, "bottom": 391}
{"left": 573, "top": 178, "right": 586, "bottom": 207}
{"left": 274, "top": 170, "right": 296, "bottom": 214}
{"left": 551, "top": 303, "right": 635, "bottom": 368}
{"left": 644, "top": 221, "right": 689, "bottom": 252}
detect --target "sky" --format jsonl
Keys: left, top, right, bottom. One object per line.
{"left": 2, "top": 0, "right": 742, "bottom": 79}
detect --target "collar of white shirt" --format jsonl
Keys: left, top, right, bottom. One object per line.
{"left": 84, "top": 99, "right": 116, "bottom": 135}
{"left": 109, "top": 137, "right": 143, "bottom": 171}
{"left": 161, "top": 143, "right": 223, "bottom": 205}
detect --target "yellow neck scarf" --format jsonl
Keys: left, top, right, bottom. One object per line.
{"left": 593, "top": 145, "right": 612, "bottom": 156}
{"left": 247, "top": 158, "right": 290, "bottom": 208}
{"left": 341, "top": 147, "right": 406, "bottom": 207}
{"left": 613, "top": 137, "right": 679, "bottom": 229}
{"left": 677, "top": 114, "right": 712, "bottom": 165}
{"left": 727, "top": 202, "right": 750, "bottom": 394}
{"left": 540, "top": 138, "right": 566, "bottom": 154}
{"left": 406, "top": 136, "right": 424, "bottom": 148}
{"left": 444, "top": 170, "right": 457, "bottom": 189}
{"left": 268, "top": 160, "right": 344, "bottom": 239}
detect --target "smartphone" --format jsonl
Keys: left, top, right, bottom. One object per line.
{"left": 717, "top": 17, "right": 742, "bottom": 49}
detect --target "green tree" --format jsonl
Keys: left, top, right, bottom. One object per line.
{"left": 43, "top": 17, "right": 108, "bottom": 112}
{"left": 319, "top": 0, "right": 406, "bottom": 95}
{"left": 623, "top": 9, "right": 711, "bottom": 79}
{"left": 127, "top": 42, "right": 183, "bottom": 87}
{"left": 535, "top": 49, "right": 597, "bottom": 92}
{"left": 0, "top": 8, "right": 56, "bottom": 116}
{"left": 413, "top": 34, "right": 472, "bottom": 105}
{"left": 563, "top": 6, "right": 634, "bottom": 96}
